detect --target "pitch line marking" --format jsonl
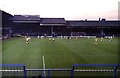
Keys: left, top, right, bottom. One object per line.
{"left": 42, "top": 55, "right": 46, "bottom": 77}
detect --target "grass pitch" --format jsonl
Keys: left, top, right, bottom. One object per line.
{"left": 2, "top": 37, "right": 119, "bottom": 69}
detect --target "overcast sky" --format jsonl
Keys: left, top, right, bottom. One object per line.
{"left": 0, "top": 0, "right": 119, "bottom": 20}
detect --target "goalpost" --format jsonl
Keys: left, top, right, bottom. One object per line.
{"left": 71, "top": 32, "right": 86, "bottom": 37}
{"left": 70, "top": 32, "right": 87, "bottom": 39}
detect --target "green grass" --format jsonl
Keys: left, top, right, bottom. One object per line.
{"left": 2, "top": 37, "right": 119, "bottom": 69}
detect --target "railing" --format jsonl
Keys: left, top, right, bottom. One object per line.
{"left": 72, "top": 64, "right": 120, "bottom": 78}
{"left": 0, "top": 64, "right": 27, "bottom": 78}
{"left": 0, "top": 64, "right": 120, "bottom": 78}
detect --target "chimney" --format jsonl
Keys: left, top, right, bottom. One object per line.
{"left": 99, "top": 18, "right": 101, "bottom": 21}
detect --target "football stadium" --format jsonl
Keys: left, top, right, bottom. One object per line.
{"left": 0, "top": 10, "right": 120, "bottom": 78}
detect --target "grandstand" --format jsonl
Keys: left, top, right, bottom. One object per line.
{"left": 1, "top": 10, "right": 119, "bottom": 37}
{"left": 0, "top": 10, "right": 120, "bottom": 78}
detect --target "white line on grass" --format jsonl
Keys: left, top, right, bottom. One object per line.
{"left": 42, "top": 55, "right": 46, "bottom": 77}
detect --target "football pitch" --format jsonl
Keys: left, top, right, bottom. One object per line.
{"left": 2, "top": 37, "right": 119, "bottom": 69}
